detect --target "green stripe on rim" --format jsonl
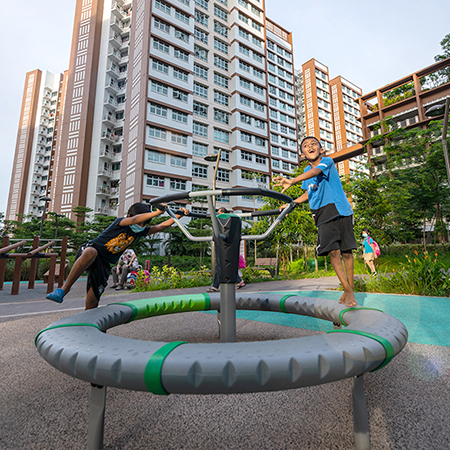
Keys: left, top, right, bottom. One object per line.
{"left": 34, "top": 323, "right": 101, "bottom": 346}
{"left": 144, "top": 341, "right": 188, "bottom": 395}
{"left": 279, "top": 294, "right": 297, "bottom": 313}
{"left": 339, "top": 307, "right": 384, "bottom": 326}
{"left": 327, "top": 329, "right": 395, "bottom": 371}
{"left": 111, "top": 293, "right": 211, "bottom": 322}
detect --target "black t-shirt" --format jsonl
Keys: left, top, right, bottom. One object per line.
{"left": 88, "top": 218, "right": 150, "bottom": 265}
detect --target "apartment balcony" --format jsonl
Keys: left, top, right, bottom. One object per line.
{"left": 98, "top": 166, "right": 113, "bottom": 178}
{"left": 116, "top": 101, "right": 126, "bottom": 112}
{"left": 110, "top": 187, "right": 120, "bottom": 196}
{"left": 117, "top": 69, "right": 128, "bottom": 80}
{"left": 108, "top": 48, "right": 121, "bottom": 63}
{"left": 95, "top": 206, "right": 110, "bottom": 215}
{"left": 111, "top": 2, "right": 125, "bottom": 18}
{"left": 99, "top": 148, "right": 113, "bottom": 159}
{"left": 103, "top": 112, "right": 117, "bottom": 125}
{"left": 109, "top": 32, "right": 122, "bottom": 49}
{"left": 110, "top": 170, "right": 121, "bottom": 180}
{"left": 101, "top": 131, "right": 116, "bottom": 143}
{"left": 110, "top": 17, "right": 123, "bottom": 34}
{"left": 106, "top": 82, "right": 119, "bottom": 94}
{"left": 106, "top": 64, "right": 119, "bottom": 77}
{"left": 104, "top": 97, "right": 118, "bottom": 109}
{"left": 120, "top": 54, "right": 129, "bottom": 64}
{"left": 96, "top": 186, "right": 111, "bottom": 195}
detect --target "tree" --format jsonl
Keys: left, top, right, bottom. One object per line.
{"left": 434, "top": 32, "right": 450, "bottom": 84}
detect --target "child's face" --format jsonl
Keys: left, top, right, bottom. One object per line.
{"left": 301, "top": 138, "right": 321, "bottom": 162}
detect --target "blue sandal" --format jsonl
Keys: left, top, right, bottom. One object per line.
{"left": 46, "top": 288, "right": 66, "bottom": 303}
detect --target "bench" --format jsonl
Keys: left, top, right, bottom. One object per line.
{"left": 44, "top": 262, "right": 69, "bottom": 283}
{"left": 254, "top": 257, "right": 278, "bottom": 277}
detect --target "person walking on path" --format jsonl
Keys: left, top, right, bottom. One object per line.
{"left": 111, "top": 248, "right": 139, "bottom": 290}
{"left": 362, "top": 228, "right": 378, "bottom": 276}
{"left": 46, "top": 203, "right": 188, "bottom": 309}
{"left": 274, "top": 136, "right": 358, "bottom": 307}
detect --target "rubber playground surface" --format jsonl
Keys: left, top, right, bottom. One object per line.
{"left": 1, "top": 278, "right": 450, "bottom": 449}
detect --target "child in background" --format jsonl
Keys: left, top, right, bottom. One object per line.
{"left": 47, "top": 203, "right": 188, "bottom": 309}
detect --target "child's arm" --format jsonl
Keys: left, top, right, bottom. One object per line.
{"left": 119, "top": 205, "right": 166, "bottom": 226}
{"left": 146, "top": 208, "right": 189, "bottom": 234}
{"left": 273, "top": 167, "right": 323, "bottom": 193}
{"left": 279, "top": 191, "right": 308, "bottom": 210}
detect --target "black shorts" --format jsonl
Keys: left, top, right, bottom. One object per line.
{"left": 75, "top": 244, "right": 111, "bottom": 302}
{"left": 316, "top": 215, "right": 357, "bottom": 257}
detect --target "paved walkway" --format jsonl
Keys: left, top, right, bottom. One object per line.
{"left": 1, "top": 276, "right": 449, "bottom": 449}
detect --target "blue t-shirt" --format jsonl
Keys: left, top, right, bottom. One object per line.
{"left": 301, "top": 157, "right": 353, "bottom": 226}
{"left": 363, "top": 237, "right": 374, "bottom": 253}
{"left": 88, "top": 218, "right": 150, "bottom": 265}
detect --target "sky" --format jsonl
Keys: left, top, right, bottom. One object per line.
{"left": 1, "top": 0, "right": 449, "bottom": 214}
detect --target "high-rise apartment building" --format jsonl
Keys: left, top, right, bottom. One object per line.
{"left": 295, "top": 58, "right": 365, "bottom": 177}
{"left": 6, "top": 70, "right": 64, "bottom": 221}
{"left": 7, "top": 0, "right": 298, "bottom": 222}
{"left": 359, "top": 57, "right": 450, "bottom": 176}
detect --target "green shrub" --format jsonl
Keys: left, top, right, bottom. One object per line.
{"left": 354, "top": 250, "right": 450, "bottom": 297}
{"left": 134, "top": 265, "right": 212, "bottom": 291}
{"left": 137, "top": 255, "right": 211, "bottom": 271}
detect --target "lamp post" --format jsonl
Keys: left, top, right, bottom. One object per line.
{"left": 204, "top": 149, "right": 222, "bottom": 278}
{"left": 425, "top": 97, "right": 450, "bottom": 188}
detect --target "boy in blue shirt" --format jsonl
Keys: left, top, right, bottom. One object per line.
{"left": 274, "top": 136, "right": 357, "bottom": 307}
{"left": 46, "top": 202, "right": 188, "bottom": 309}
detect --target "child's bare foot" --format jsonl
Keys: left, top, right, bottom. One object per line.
{"left": 344, "top": 290, "right": 357, "bottom": 307}
{"left": 339, "top": 292, "right": 346, "bottom": 304}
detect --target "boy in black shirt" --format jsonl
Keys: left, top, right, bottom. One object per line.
{"left": 46, "top": 203, "right": 188, "bottom": 309}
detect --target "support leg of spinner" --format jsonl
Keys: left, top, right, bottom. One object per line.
{"left": 219, "top": 283, "right": 236, "bottom": 342}
{"left": 352, "top": 374, "right": 370, "bottom": 450}
{"left": 87, "top": 384, "right": 107, "bottom": 450}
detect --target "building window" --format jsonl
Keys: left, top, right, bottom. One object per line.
{"left": 148, "top": 150, "right": 166, "bottom": 163}
{"left": 174, "top": 28, "right": 189, "bottom": 43}
{"left": 254, "top": 119, "right": 265, "bottom": 129}
{"left": 239, "top": 60, "right": 250, "bottom": 72}
{"left": 239, "top": 44, "right": 250, "bottom": 56}
{"left": 152, "top": 59, "right": 169, "bottom": 74}
{"left": 154, "top": 17, "right": 170, "bottom": 33}
{"left": 194, "top": 45, "right": 208, "bottom": 61}
{"left": 255, "top": 137, "right": 266, "bottom": 147}
{"left": 253, "top": 52, "right": 263, "bottom": 63}
{"left": 214, "top": 90, "right": 229, "bottom": 106}
{"left": 192, "top": 163, "right": 208, "bottom": 178}
{"left": 193, "top": 121, "right": 208, "bottom": 137}
{"left": 149, "top": 102, "right": 168, "bottom": 117}
{"left": 194, "top": 63, "right": 208, "bottom": 80}
{"left": 170, "top": 155, "right": 187, "bottom": 168}
{"left": 155, "top": 0, "right": 171, "bottom": 14}
{"left": 214, "top": 55, "right": 228, "bottom": 71}
{"left": 240, "top": 95, "right": 251, "bottom": 107}
{"left": 153, "top": 38, "right": 169, "bottom": 53}
{"left": 151, "top": 80, "right": 169, "bottom": 95}
{"left": 195, "top": 0, "right": 208, "bottom": 9}
{"left": 240, "top": 78, "right": 251, "bottom": 90}
{"left": 173, "top": 68, "right": 189, "bottom": 82}
{"left": 214, "top": 128, "right": 229, "bottom": 143}
{"left": 214, "top": 109, "right": 229, "bottom": 124}
{"left": 194, "top": 82, "right": 208, "bottom": 98}
{"left": 214, "top": 21, "right": 228, "bottom": 37}
{"left": 214, "top": 37, "right": 228, "bottom": 54}
{"left": 240, "top": 113, "right": 252, "bottom": 124}
{"left": 241, "top": 151, "right": 253, "bottom": 161}
{"left": 148, "top": 126, "right": 166, "bottom": 140}
{"left": 253, "top": 84, "right": 264, "bottom": 95}
{"left": 214, "top": 4, "right": 228, "bottom": 21}
{"left": 241, "top": 132, "right": 251, "bottom": 143}
{"left": 255, "top": 154, "right": 266, "bottom": 164}
{"left": 239, "top": 27, "right": 249, "bottom": 40}
{"left": 214, "top": 147, "right": 229, "bottom": 162}
{"left": 147, "top": 174, "right": 165, "bottom": 187}
{"left": 171, "top": 132, "right": 188, "bottom": 145}
{"left": 194, "top": 27, "right": 208, "bottom": 44}
{"left": 173, "top": 88, "right": 188, "bottom": 102}
{"left": 193, "top": 142, "right": 208, "bottom": 156}
{"left": 217, "top": 168, "right": 230, "bottom": 182}
{"left": 254, "top": 101, "right": 265, "bottom": 112}
{"left": 193, "top": 101, "right": 208, "bottom": 117}
{"left": 170, "top": 178, "right": 187, "bottom": 190}
{"left": 214, "top": 72, "right": 228, "bottom": 88}
{"left": 172, "top": 110, "right": 188, "bottom": 123}
{"left": 174, "top": 47, "right": 189, "bottom": 62}
{"left": 253, "top": 68, "right": 263, "bottom": 79}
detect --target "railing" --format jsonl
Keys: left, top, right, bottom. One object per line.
{"left": 0, "top": 236, "right": 68, "bottom": 295}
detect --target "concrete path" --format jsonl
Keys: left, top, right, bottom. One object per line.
{"left": 1, "top": 276, "right": 449, "bottom": 450}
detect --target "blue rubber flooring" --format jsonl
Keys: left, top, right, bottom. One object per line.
{"left": 206, "top": 290, "right": 450, "bottom": 347}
